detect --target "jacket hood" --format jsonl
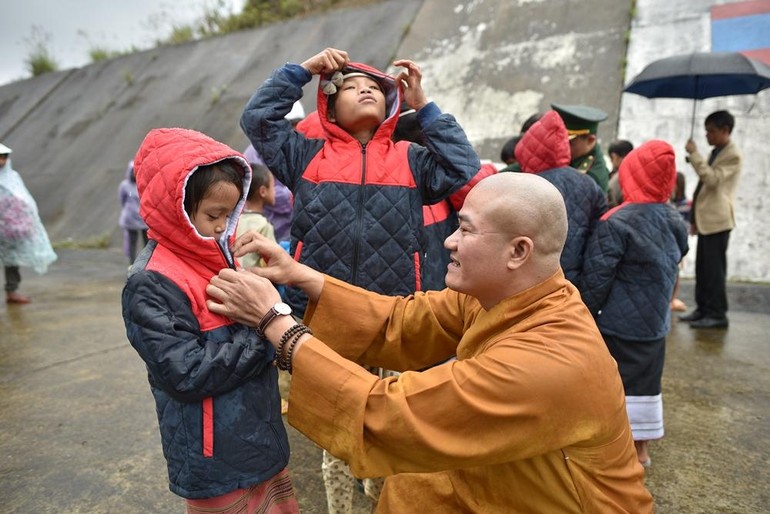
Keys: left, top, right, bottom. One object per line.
{"left": 619, "top": 139, "right": 676, "bottom": 204}
{"left": 295, "top": 110, "right": 324, "bottom": 139}
{"left": 134, "top": 128, "right": 251, "bottom": 269}
{"left": 515, "top": 110, "right": 571, "bottom": 174}
{"left": 316, "top": 62, "right": 402, "bottom": 144}
{"left": 124, "top": 160, "right": 135, "bottom": 181}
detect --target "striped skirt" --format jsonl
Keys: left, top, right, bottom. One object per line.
{"left": 186, "top": 468, "right": 299, "bottom": 514}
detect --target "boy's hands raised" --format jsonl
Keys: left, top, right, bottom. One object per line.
{"left": 301, "top": 48, "right": 350, "bottom": 75}
{"left": 393, "top": 59, "right": 428, "bottom": 111}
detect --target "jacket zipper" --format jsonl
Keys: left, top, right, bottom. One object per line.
{"left": 350, "top": 143, "right": 367, "bottom": 286}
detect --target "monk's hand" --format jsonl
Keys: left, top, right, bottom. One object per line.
{"left": 301, "top": 48, "right": 349, "bottom": 75}
{"left": 206, "top": 269, "right": 281, "bottom": 327}
{"left": 393, "top": 59, "right": 427, "bottom": 111}
{"left": 685, "top": 139, "right": 697, "bottom": 154}
{"left": 232, "top": 232, "right": 297, "bottom": 285}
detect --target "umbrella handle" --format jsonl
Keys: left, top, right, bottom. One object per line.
{"left": 690, "top": 99, "right": 696, "bottom": 139}
{"left": 689, "top": 75, "right": 698, "bottom": 139}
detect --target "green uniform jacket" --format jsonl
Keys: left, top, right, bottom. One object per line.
{"left": 572, "top": 142, "right": 610, "bottom": 193}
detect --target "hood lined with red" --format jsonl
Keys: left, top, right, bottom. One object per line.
{"left": 134, "top": 128, "right": 251, "bottom": 272}
{"left": 515, "top": 110, "right": 572, "bottom": 174}
{"left": 618, "top": 139, "right": 676, "bottom": 204}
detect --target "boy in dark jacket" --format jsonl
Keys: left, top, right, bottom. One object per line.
{"left": 240, "top": 47, "right": 480, "bottom": 513}
{"left": 580, "top": 139, "right": 689, "bottom": 468}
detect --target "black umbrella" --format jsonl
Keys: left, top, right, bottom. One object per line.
{"left": 624, "top": 52, "right": 770, "bottom": 136}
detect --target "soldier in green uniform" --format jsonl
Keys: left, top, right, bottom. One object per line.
{"left": 552, "top": 103, "right": 610, "bottom": 192}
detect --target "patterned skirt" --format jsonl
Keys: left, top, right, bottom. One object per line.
{"left": 186, "top": 468, "right": 299, "bottom": 514}
{"left": 602, "top": 334, "right": 666, "bottom": 441}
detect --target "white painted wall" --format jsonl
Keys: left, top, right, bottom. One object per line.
{"left": 620, "top": 0, "right": 770, "bottom": 282}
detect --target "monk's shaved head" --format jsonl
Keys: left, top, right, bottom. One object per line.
{"left": 470, "top": 173, "right": 567, "bottom": 260}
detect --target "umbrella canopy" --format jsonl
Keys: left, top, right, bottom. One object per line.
{"left": 624, "top": 52, "right": 770, "bottom": 137}
{"left": 624, "top": 51, "right": 770, "bottom": 99}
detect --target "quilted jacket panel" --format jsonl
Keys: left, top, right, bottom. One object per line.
{"left": 579, "top": 140, "right": 689, "bottom": 340}
{"left": 241, "top": 62, "right": 481, "bottom": 314}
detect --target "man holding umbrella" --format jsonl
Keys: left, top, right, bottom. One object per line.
{"left": 680, "top": 110, "right": 742, "bottom": 329}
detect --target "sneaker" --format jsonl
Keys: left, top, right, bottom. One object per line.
{"left": 6, "top": 292, "right": 31, "bottom": 304}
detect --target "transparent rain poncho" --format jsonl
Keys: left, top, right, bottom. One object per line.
{"left": 0, "top": 157, "right": 57, "bottom": 273}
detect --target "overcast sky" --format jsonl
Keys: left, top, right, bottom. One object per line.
{"left": 1, "top": 0, "right": 245, "bottom": 86}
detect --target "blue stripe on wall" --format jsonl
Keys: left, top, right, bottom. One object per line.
{"left": 712, "top": 14, "right": 770, "bottom": 51}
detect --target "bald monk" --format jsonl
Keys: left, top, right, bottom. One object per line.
{"left": 207, "top": 173, "right": 653, "bottom": 513}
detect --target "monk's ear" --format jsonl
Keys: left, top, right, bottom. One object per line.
{"left": 507, "top": 236, "right": 533, "bottom": 270}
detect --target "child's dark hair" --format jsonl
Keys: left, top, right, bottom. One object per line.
{"left": 705, "top": 110, "right": 735, "bottom": 133}
{"left": 672, "top": 171, "right": 686, "bottom": 202}
{"left": 247, "top": 163, "right": 272, "bottom": 202}
{"left": 500, "top": 135, "right": 522, "bottom": 164}
{"left": 393, "top": 110, "right": 425, "bottom": 145}
{"left": 608, "top": 139, "right": 634, "bottom": 158}
{"left": 520, "top": 112, "right": 544, "bottom": 134}
{"left": 184, "top": 159, "right": 244, "bottom": 216}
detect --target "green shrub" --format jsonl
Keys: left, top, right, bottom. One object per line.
{"left": 23, "top": 26, "right": 59, "bottom": 77}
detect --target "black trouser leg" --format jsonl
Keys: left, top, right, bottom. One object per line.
{"left": 695, "top": 230, "right": 730, "bottom": 319}
{"left": 127, "top": 230, "right": 139, "bottom": 264}
{"left": 4, "top": 266, "right": 21, "bottom": 293}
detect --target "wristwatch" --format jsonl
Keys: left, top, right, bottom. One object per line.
{"left": 257, "top": 302, "right": 293, "bottom": 337}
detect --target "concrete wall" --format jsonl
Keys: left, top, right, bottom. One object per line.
{"left": 0, "top": 0, "right": 423, "bottom": 244}
{"left": 396, "top": 0, "right": 631, "bottom": 160}
{"left": 1, "top": 0, "right": 767, "bottom": 281}
{"left": 620, "top": 0, "right": 770, "bottom": 282}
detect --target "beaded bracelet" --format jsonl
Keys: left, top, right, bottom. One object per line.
{"left": 279, "top": 325, "right": 312, "bottom": 371}
{"left": 274, "top": 323, "right": 306, "bottom": 368}
{"left": 277, "top": 325, "right": 312, "bottom": 373}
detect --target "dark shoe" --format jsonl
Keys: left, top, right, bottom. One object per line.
{"left": 678, "top": 310, "right": 703, "bottom": 322}
{"left": 690, "top": 316, "right": 729, "bottom": 329}
{"left": 6, "top": 292, "right": 31, "bottom": 304}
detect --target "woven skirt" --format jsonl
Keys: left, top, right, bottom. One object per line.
{"left": 186, "top": 468, "right": 299, "bottom": 514}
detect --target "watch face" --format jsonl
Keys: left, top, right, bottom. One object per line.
{"left": 275, "top": 302, "right": 292, "bottom": 315}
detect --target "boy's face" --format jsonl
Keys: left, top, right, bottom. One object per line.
{"left": 190, "top": 181, "right": 240, "bottom": 238}
{"left": 262, "top": 174, "right": 276, "bottom": 207}
{"left": 568, "top": 134, "right": 596, "bottom": 160}
{"left": 609, "top": 153, "right": 624, "bottom": 171}
{"left": 705, "top": 122, "right": 730, "bottom": 147}
{"left": 328, "top": 75, "right": 386, "bottom": 133}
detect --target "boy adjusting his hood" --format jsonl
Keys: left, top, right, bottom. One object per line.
{"left": 240, "top": 47, "right": 481, "bottom": 315}
{"left": 240, "top": 47, "right": 481, "bottom": 512}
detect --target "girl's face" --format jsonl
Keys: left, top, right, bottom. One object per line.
{"left": 190, "top": 181, "right": 240, "bottom": 238}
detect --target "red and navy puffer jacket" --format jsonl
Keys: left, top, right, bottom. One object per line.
{"left": 121, "top": 128, "right": 289, "bottom": 499}
{"left": 515, "top": 110, "right": 607, "bottom": 286}
{"left": 579, "top": 140, "right": 689, "bottom": 340}
{"left": 241, "top": 62, "right": 480, "bottom": 314}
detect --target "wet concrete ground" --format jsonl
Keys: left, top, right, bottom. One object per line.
{"left": 1, "top": 248, "right": 768, "bottom": 513}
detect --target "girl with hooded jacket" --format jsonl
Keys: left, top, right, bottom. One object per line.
{"left": 579, "top": 139, "right": 689, "bottom": 468}
{"left": 121, "top": 128, "right": 298, "bottom": 512}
